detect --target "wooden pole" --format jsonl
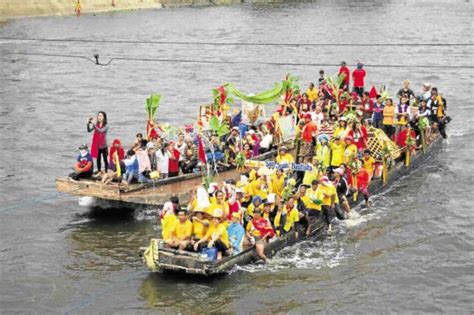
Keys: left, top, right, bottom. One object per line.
{"left": 382, "top": 155, "right": 388, "bottom": 186}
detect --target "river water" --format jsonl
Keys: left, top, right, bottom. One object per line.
{"left": 1, "top": 0, "right": 473, "bottom": 313}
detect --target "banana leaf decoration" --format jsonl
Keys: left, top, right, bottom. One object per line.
{"left": 379, "top": 85, "right": 390, "bottom": 100}
{"left": 405, "top": 132, "right": 415, "bottom": 167}
{"left": 324, "top": 73, "right": 346, "bottom": 104}
{"left": 235, "top": 152, "right": 246, "bottom": 171}
{"left": 419, "top": 117, "right": 429, "bottom": 153}
{"left": 146, "top": 94, "right": 161, "bottom": 120}
{"left": 209, "top": 116, "right": 230, "bottom": 137}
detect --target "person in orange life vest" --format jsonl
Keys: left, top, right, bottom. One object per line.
{"left": 87, "top": 111, "right": 109, "bottom": 174}
{"left": 338, "top": 61, "right": 350, "bottom": 91}
{"left": 245, "top": 208, "right": 275, "bottom": 262}
{"left": 352, "top": 62, "right": 366, "bottom": 97}
{"left": 101, "top": 138, "right": 125, "bottom": 184}
{"left": 69, "top": 144, "right": 93, "bottom": 181}
{"left": 347, "top": 120, "right": 368, "bottom": 152}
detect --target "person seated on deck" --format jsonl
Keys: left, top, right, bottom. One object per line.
{"left": 102, "top": 138, "right": 125, "bottom": 184}
{"left": 146, "top": 142, "right": 157, "bottom": 172}
{"left": 69, "top": 144, "right": 93, "bottom": 181}
{"left": 160, "top": 197, "right": 179, "bottom": 241}
{"left": 276, "top": 146, "right": 294, "bottom": 164}
{"left": 188, "top": 207, "right": 209, "bottom": 252}
{"left": 181, "top": 137, "right": 198, "bottom": 174}
{"left": 194, "top": 209, "right": 232, "bottom": 260}
{"left": 245, "top": 209, "right": 275, "bottom": 262}
{"left": 228, "top": 212, "right": 245, "bottom": 256}
{"left": 136, "top": 140, "right": 152, "bottom": 183}
{"left": 165, "top": 208, "right": 193, "bottom": 250}
{"left": 132, "top": 133, "right": 144, "bottom": 152}
{"left": 122, "top": 149, "right": 139, "bottom": 185}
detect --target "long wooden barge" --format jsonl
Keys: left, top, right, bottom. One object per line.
{"left": 141, "top": 136, "right": 444, "bottom": 276}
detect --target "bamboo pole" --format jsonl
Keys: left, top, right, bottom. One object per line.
{"left": 382, "top": 155, "right": 388, "bottom": 186}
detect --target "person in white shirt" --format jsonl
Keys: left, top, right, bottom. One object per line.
{"left": 156, "top": 142, "right": 170, "bottom": 179}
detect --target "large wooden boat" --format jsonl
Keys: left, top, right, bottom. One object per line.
{"left": 140, "top": 136, "right": 444, "bottom": 276}
{"left": 55, "top": 146, "right": 287, "bottom": 206}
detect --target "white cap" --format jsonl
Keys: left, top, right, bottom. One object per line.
{"left": 267, "top": 193, "right": 276, "bottom": 204}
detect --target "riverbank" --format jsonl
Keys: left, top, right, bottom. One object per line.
{"left": 0, "top": 0, "right": 242, "bottom": 21}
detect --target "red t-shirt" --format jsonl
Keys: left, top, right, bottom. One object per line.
{"left": 338, "top": 66, "right": 350, "bottom": 86}
{"left": 396, "top": 129, "right": 416, "bottom": 148}
{"left": 168, "top": 148, "right": 180, "bottom": 173}
{"left": 302, "top": 121, "right": 318, "bottom": 143}
{"left": 352, "top": 69, "right": 366, "bottom": 87}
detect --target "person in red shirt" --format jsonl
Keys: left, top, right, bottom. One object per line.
{"left": 352, "top": 62, "right": 367, "bottom": 97}
{"left": 301, "top": 113, "right": 318, "bottom": 157}
{"left": 168, "top": 140, "right": 181, "bottom": 177}
{"left": 338, "top": 61, "right": 350, "bottom": 91}
{"left": 347, "top": 120, "right": 368, "bottom": 152}
{"left": 396, "top": 124, "right": 417, "bottom": 163}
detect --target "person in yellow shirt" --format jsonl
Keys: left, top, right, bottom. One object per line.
{"left": 333, "top": 118, "right": 348, "bottom": 139}
{"left": 270, "top": 169, "right": 285, "bottom": 197}
{"left": 249, "top": 176, "right": 269, "bottom": 201}
{"left": 276, "top": 146, "right": 294, "bottom": 164}
{"left": 303, "top": 180, "right": 324, "bottom": 215}
{"left": 207, "top": 190, "right": 229, "bottom": 221}
{"left": 362, "top": 149, "right": 376, "bottom": 179}
{"left": 190, "top": 208, "right": 209, "bottom": 251}
{"left": 282, "top": 197, "right": 300, "bottom": 234}
{"left": 330, "top": 136, "right": 345, "bottom": 168}
{"left": 166, "top": 209, "right": 193, "bottom": 250}
{"left": 246, "top": 195, "right": 263, "bottom": 219}
{"left": 306, "top": 83, "right": 319, "bottom": 102}
{"left": 160, "top": 199, "right": 179, "bottom": 241}
{"left": 383, "top": 98, "right": 396, "bottom": 139}
{"left": 320, "top": 176, "right": 337, "bottom": 232}
{"left": 343, "top": 136, "right": 358, "bottom": 164}
{"left": 302, "top": 156, "right": 322, "bottom": 187}
{"left": 316, "top": 134, "right": 331, "bottom": 168}
{"left": 194, "top": 209, "right": 231, "bottom": 260}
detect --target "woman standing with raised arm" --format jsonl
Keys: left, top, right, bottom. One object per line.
{"left": 87, "top": 111, "right": 109, "bottom": 174}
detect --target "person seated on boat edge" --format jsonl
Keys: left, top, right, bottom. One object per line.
{"left": 69, "top": 144, "right": 93, "bottom": 181}
{"left": 102, "top": 138, "right": 125, "bottom": 185}
{"left": 228, "top": 212, "right": 245, "bottom": 256}
{"left": 225, "top": 126, "right": 241, "bottom": 159}
{"left": 136, "top": 139, "right": 152, "bottom": 183}
{"left": 187, "top": 207, "right": 209, "bottom": 252}
{"left": 245, "top": 209, "right": 275, "bottom": 262}
{"left": 122, "top": 149, "right": 140, "bottom": 185}
{"left": 194, "top": 209, "right": 232, "bottom": 261}
{"left": 165, "top": 208, "right": 193, "bottom": 250}
{"left": 160, "top": 197, "right": 179, "bottom": 241}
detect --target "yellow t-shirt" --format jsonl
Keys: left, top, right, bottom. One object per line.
{"left": 270, "top": 173, "right": 285, "bottom": 197}
{"left": 306, "top": 88, "right": 319, "bottom": 102}
{"left": 316, "top": 143, "right": 331, "bottom": 167}
{"left": 304, "top": 187, "right": 324, "bottom": 211}
{"left": 302, "top": 167, "right": 320, "bottom": 187}
{"left": 283, "top": 207, "right": 299, "bottom": 232}
{"left": 170, "top": 219, "right": 193, "bottom": 240}
{"left": 250, "top": 179, "right": 269, "bottom": 200}
{"left": 205, "top": 223, "right": 230, "bottom": 248}
{"left": 246, "top": 203, "right": 263, "bottom": 218}
{"left": 343, "top": 144, "right": 358, "bottom": 164}
{"left": 321, "top": 184, "right": 337, "bottom": 206}
{"left": 207, "top": 201, "right": 229, "bottom": 218}
{"left": 333, "top": 126, "right": 347, "bottom": 139}
{"left": 161, "top": 213, "right": 177, "bottom": 241}
{"left": 330, "top": 142, "right": 345, "bottom": 167}
{"left": 362, "top": 156, "right": 376, "bottom": 176}
{"left": 192, "top": 218, "right": 208, "bottom": 239}
{"left": 383, "top": 105, "right": 395, "bottom": 125}
{"left": 276, "top": 153, "right": 294, "bottom": 164}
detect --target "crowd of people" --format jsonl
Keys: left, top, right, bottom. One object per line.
{"left": 110, "top": 63, "right": 449, "bottom": 262}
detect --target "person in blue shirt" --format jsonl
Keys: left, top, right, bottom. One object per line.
{"left": 227, "top": 212, "right": 245, "bottom": 255}
{"left": 123, "top": 149, "right": 139, "bottom": 185}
